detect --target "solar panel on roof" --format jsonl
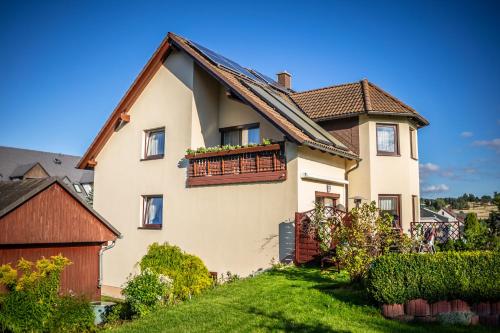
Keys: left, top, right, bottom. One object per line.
{"left": 189, "top": 41, "right": 262, "bottom": 81}
{"left": 243, "top": 81, "right": 348, "bottom": 150}
{"left": 248, "top": 69, "right": 278, "bottom": 85}
{"left": 248, "top": 69, "right": 289, "bottom": 92}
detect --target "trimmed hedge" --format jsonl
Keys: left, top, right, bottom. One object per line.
{"left": 366, "top": 251, "right": 500, "bottom": 304}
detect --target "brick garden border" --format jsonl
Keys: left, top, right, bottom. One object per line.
{"left": 382, "top": 299, "right": 499, "bottom": 326}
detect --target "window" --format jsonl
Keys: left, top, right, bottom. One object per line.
{"left": 82, "top": 183, "right": 93, "bottom": 195}
{"left": 144, "top": 128, "right": 165, "bottom": 159}
{"left": 73, "top": 184, "right": 82, "bottom": 193}
{"left": 376, "top": 124, "right": 399, "bottom": 156}
{"left": 315, "top": 191, "right": 340, "bottom": 208}
{"left": 412, "top": 195, "right": 419, "bottom": 222}
{"left": 141, "top": 195, "right": 163, "bottom": 228}
{"left": 220, "top": 123, "right": 260, "bottom": 146}
{"left": 378, "top": 194, "right": 401, "bottom": 228}
{"left": 410, "top": 128, "right": 418, "bottom": 160}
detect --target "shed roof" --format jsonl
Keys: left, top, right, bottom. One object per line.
{"left": 0, "top": 177, "right": 121, "bottom": 237}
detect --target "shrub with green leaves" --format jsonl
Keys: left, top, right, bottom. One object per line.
{"left": 332, "top": 202, "right": 413, "bottom": 282}
{"left": 122, "top": 268, "right": 171, "bottom": 318}
{"left": 48, "top": 296, "right": 95, "bottom": 332}
{"left": 366, "top": 251, "right": 500, "bottom": 304}
{"left": 0, "top": 255, "right": 95, "bottom": 333}
{"left": 139, "top": 243, "right": 212, "bottom": 301}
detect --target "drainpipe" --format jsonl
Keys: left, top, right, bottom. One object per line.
{"left": 344, "top": 160, "right": 360, "bottom": 211}
{"left": 98, "top": 241, "right": 116, "bottom": 288}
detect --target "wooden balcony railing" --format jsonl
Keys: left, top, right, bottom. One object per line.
{"left": 410, "top": 221, "right": 461, "bottom": 243}
{"left": 185, "top": 143, "right": 287, "bottom": 186}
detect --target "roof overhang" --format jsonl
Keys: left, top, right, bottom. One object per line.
{"left": 77, "top": 36, "right": 172, "bottom": 169}
{"left": 78, "top": 33, "right": 360, "bottom": 169}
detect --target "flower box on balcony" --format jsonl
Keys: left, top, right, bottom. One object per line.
{"left": 185, "top": 143, "right": 282, "bottom": 159}
{"left": 185, "top": 143, "right": 287, "bottom": 186}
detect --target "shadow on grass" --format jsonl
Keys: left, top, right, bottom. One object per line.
{"left": 244, "top": 306, "right": 350, "bottom": 333}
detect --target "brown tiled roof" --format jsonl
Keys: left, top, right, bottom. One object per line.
{"left": 79, "top": 33, "right": 431, "bottom": 168}
{"left": 291, "top": 80, "right": 429, "bottom": 126}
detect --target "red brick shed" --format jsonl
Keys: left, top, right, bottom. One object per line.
{"left": 0, "top": 177, "right": 121, "bottom": 300}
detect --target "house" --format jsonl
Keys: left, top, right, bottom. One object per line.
{"left": 418, "top": 206, "right": 462, "bottom": 242}
{"left": 77, "top": 32, "right": 428, "bottom": 295}
{"left": 0, "top": 177, "right": 121, "bottom": 300}
{"left": 0, "top": 146, "right": 94, "bottom": 201}
{"left": 420, "top": 206, "right": 450, "bottom": 223}
{"left": 437, "top": 207, "right": 464, "bottom": 223}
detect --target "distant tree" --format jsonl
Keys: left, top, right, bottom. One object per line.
{"left": 486, "top": 210, "right": 500, "bottom": 237}
{"left": 463, "top": 213, "right": 489, "bottom": 249}
{"left": 492, "top": 192, "right": 500, "bottom": 208}
{"left": 433, "top": 198, "right": 446, "bottom": 211}
{"left": 481, "top": 195, "right": 492, "bottom": 204}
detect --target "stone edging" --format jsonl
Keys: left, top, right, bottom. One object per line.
{"left": 382, "top": 299, "right": 499, "bottom": 326}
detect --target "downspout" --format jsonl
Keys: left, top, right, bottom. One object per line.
{"left": 344, "top": 160, "right": 360, "bottom": 211}
{"left": 98, "top": 241, "right": 116, "bottom": 288}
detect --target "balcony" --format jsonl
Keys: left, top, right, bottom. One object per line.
{"left": 185, "top": 143, "right": 287, "bottom": 186}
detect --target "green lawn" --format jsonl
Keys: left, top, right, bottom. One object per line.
{"left": 107, "top": 267, "right": 496, "bottom": 333}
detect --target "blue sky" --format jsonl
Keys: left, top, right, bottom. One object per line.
{"left": 0, "top": 0, "right": 499, "bottom": 198}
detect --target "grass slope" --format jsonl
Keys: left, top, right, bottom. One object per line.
{"left": 108, "top": 268, "right": 496, "bottom": 333}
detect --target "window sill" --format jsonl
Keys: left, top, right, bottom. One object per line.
{"left": 140, "top": 155, "right": 164, "bottom": 161}
{"left": 138, "top": 225, "right": 162, "bottom": 230}
{"left": 376, "top": 153, "right": 401, "bottom": 157}
{"left": 411, "top": 157, "right": 418, "bottom": 161}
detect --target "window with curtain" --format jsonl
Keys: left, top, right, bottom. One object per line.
{"left": 220, "top": 124, "right": 260, "bottom": 146}
{"left": 222, "top": 129, "right": 241, "bottom": 146}
{"left": 376, "top": 124, "right": 399, "bottom": 155}
{"left": 144, "top": 128, "right": 165, "bottom": 159}
{"left": 378, "top": 194, "right": 401, "bottom": 228}
{"left": 142, "top": 195, "right": 163, "bottom": 228}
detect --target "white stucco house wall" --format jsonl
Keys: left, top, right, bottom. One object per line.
{"left": 77, "top": 33, "right": 429, "bottom": 296}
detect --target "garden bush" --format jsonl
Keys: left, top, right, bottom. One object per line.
{"left": 366, "top": 251, "right": 500, "bottom": 304}
{"left": 332, "top": 202, "right": 413, "bottom": 282}
{"left": 122, "top": 268, "right": 172, "bottom": 318}
{"left": 139, "top": 242, "right": 212, "bottom": 300}
{"left": 48, "top": 296, "right": 95, "bottom": 332}
{"left": 0, "top": 255, "right": 96, "bottom": 333}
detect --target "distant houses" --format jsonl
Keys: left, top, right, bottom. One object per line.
{"left": 0, "top": 146, "right": 94, "bottom": 201}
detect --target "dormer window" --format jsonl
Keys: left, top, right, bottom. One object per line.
{"left": 376, "top": 124, "right": 399, "bottom": 156}
{"left": 220, "top": 123, "right": 260, "bottom": 146}
{"left": 143, "top": 128, "right": 165, "bottom": 160}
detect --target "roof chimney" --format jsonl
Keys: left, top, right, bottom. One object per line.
{"left": 277, "top": 71, "right": 291, "bottom": 89}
